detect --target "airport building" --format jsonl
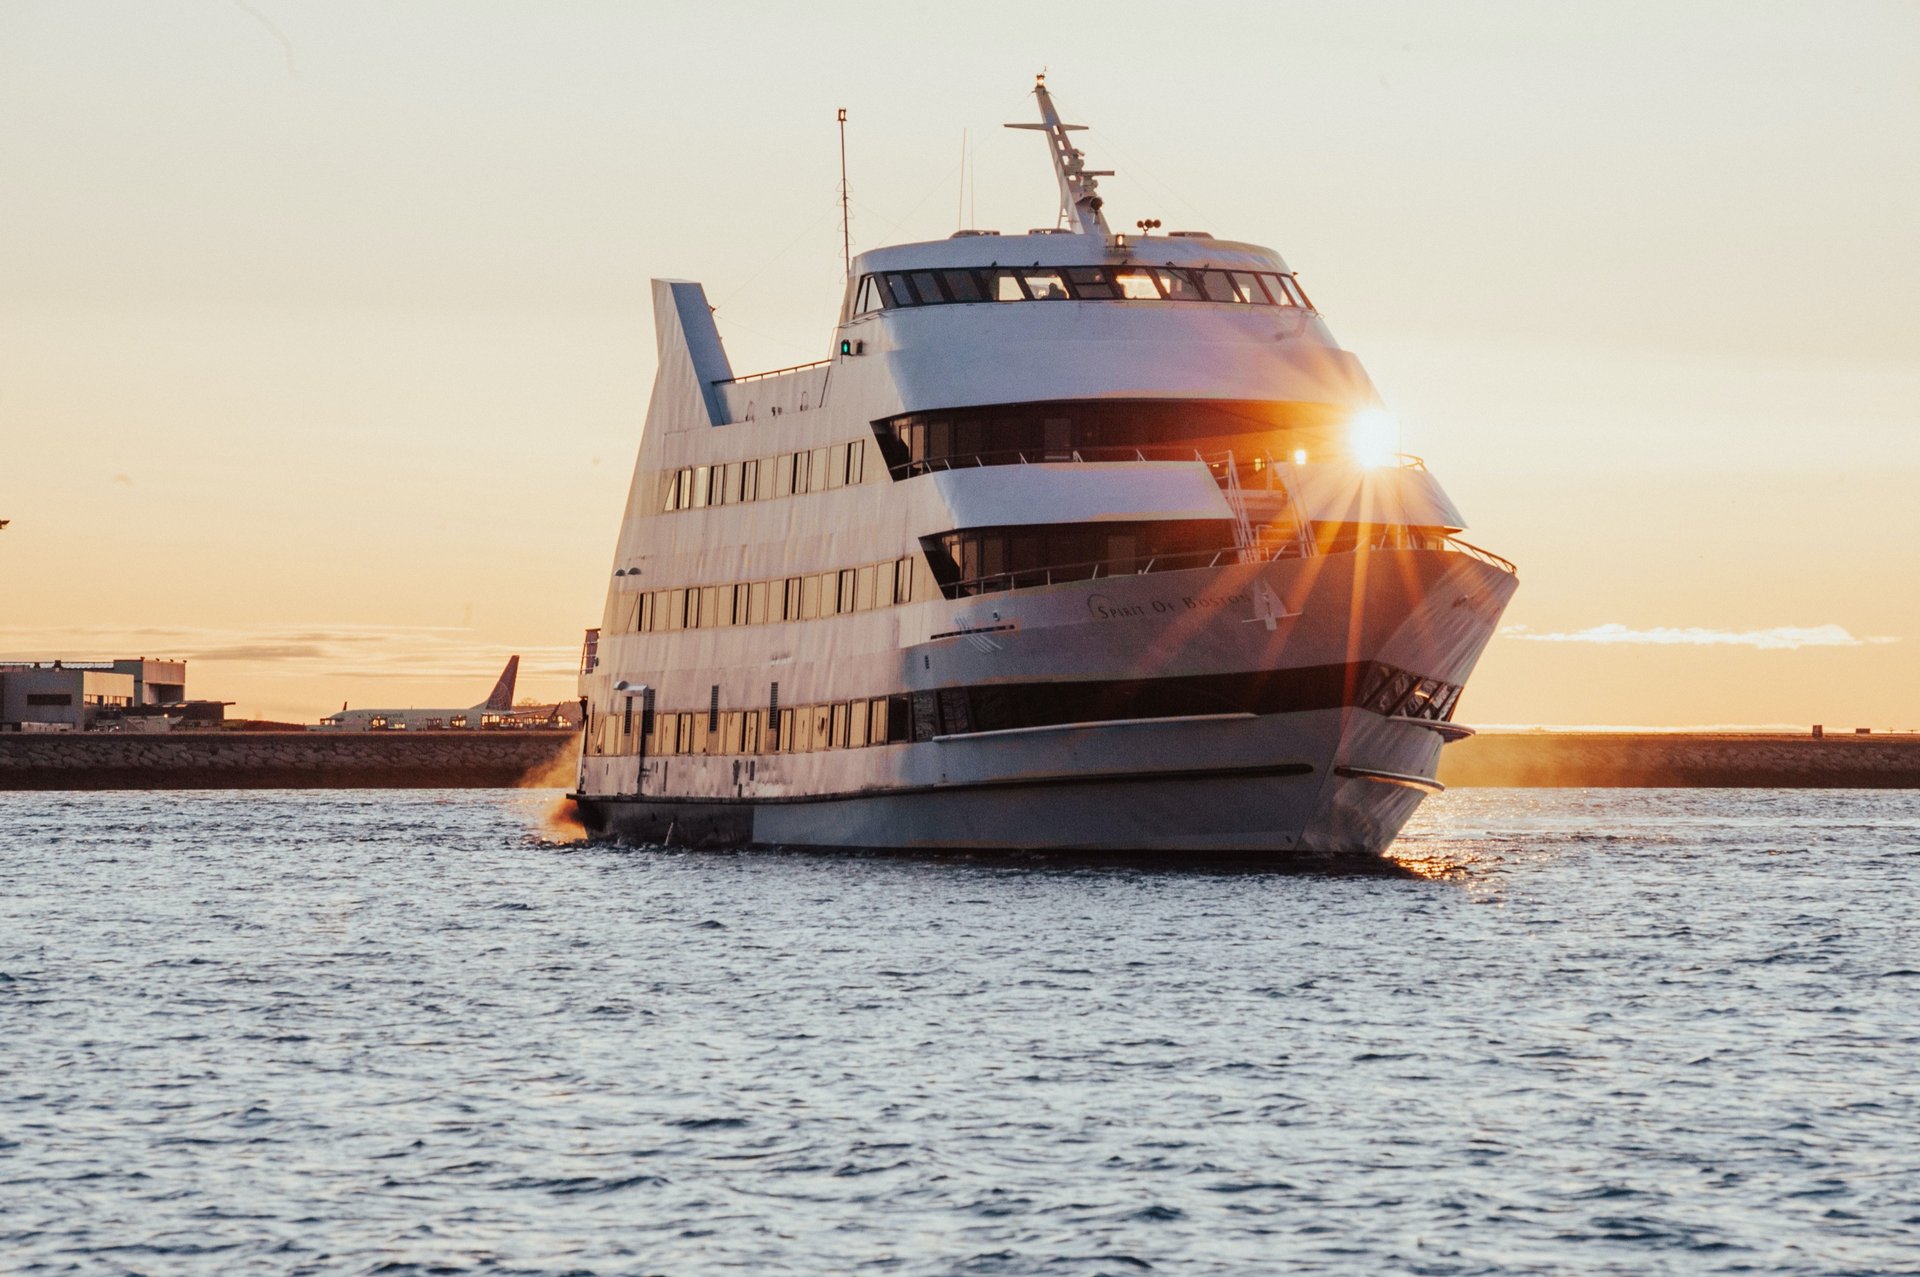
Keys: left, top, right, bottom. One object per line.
{"left": 0, "top": 658, "right": 217, "bottom": 732}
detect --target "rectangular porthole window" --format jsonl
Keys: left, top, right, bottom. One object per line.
{"left": 827, "top": 442, "right": 847, "bottom": 489}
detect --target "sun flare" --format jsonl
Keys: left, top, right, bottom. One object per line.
{"left": 1347, "top": 408, "right": 1400, "bottom": 469}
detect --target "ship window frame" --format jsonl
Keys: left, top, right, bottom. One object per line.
{"left": 1152, "top": 267, "right": 1205, "bottom": 301}
{"left": 1019, "top": 268, "right": 1069, "bottom": 300}
{"left": 940, "top": 268, "right": 987, "bottom": 302}
{"left": 1112, "top": 267, "right": 1164, "bottom": 300}
{"left": 882, "top": 274, "right": 918, "bottom": 307}
{"left": 908, "top": 271, "right": 947, "bottom": 304}
{"left": 1063, "top": 266, "right": 1118, "bottom": 300}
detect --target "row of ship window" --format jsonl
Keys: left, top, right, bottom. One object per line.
{"left": 851, "top": 266, "right": 1315, "bottom": 315}
{"left": 616, "top": 554, "right": 943, "bottom": 632}
{"left": 599, "top": 661, "right": 1470, "bottom": 761}
{"left": 621, "top": 695, "right": 915, "bottom": 758}
{"left": 662, "top": 439, "right": 867, "bottom": 512}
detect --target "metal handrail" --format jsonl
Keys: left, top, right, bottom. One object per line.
{"left": 945, "top": 544, "right": 1245, "bottom": 596}
{"left": 892, "top": 444, "right": 1172, "bottom": 477}
{"left": 941, "top": 531, "right": 1511, "bottom": 599}
{"left": 713, "top": 358, "right": 832, "bottom": 386}
{"left": 1439, "top": 536, "right": 1518, "bottom": 575}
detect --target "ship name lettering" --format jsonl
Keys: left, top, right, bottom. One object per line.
{"left": 1182, "top": 592, "right": 1250, "bottom": 611}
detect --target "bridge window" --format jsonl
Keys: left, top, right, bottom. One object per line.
{"left": 849, "top": 265, "right": 1312, "bottom": 312}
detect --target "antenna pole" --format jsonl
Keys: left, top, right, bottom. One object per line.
{"left": 837, "top": 108, "right": 851, "bottom": 275}
{"left": 1004, "top": 74, "right": 1113, "bottom": 237}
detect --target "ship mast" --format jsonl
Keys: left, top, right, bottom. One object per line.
{"left": 1005, "top": 74, "right": 1112, "bottom": 237}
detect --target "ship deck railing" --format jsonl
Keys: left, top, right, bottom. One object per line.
{"left": 942, "top": 530, "right": 1512, "bottom": 598}
{"left": 712, "top": 358, "right": 833, "bottom": 386}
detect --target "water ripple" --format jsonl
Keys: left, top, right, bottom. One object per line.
{"left": 1, "top": 787, "right": 1917, "bottom": 1273}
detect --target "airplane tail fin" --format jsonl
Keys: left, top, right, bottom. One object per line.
{"left": 484, "top": 656, "right": 519, "bottom": 711}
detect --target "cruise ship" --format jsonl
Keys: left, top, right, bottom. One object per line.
{"left": 571, "top": 79, "right": 1517, "bottom": 856}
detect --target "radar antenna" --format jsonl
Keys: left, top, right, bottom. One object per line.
{"left": 1004, "top": 74, "right": 1112, "bottom": 237}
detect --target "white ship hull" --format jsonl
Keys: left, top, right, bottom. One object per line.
{"left": 577, "top": 548, "right": 1514, "bottom": 856}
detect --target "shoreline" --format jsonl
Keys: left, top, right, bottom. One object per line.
{"left": 1, "top": 730, "right": 1915, "bottom": 791}
{"left": 1437, "top": 731, "right": 1920, "bottom": 789}
{"left": 0, "top": 731, "right": 579, "bottom": 791}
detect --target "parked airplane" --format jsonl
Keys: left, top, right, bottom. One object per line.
{"left": 315, "top": 656, "right": 576, "bottom": 731}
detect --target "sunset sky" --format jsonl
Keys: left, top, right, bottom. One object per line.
{"left": 3, "top": 1, "right": 1916, "bottom": 727}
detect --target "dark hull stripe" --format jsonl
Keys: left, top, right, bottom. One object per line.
{"left": 577, "top": 761, "right": 1314, "bottom": 810}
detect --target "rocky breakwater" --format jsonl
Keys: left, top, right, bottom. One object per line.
{"left": 1439, "top": 732, "right": 1920, "bottom": 788}
{"left": 0, "top": 731, "right": 581, "bottom": 791}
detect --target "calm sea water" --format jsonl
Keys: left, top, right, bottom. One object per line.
{"left": 2, "top": 789, "right": 1917, "bottom": 1276}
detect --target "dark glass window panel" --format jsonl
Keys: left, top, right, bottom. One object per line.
{"left": 954, "top": 416, "right": 983, "bottom": 459}
{"left": 909, "top": 271, "right": 946, "bottom": 304}
{"left": 883, "top": 273, "right": 918, "bottom": 307}
{"left": 937, "top": 688, "right": 972, "bottom": 735}
{"left": 940, "top": 269, "right": 986, "bottom": 302}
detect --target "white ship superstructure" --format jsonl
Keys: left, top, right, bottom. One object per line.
{"left": 573, "top": 80, "right": 1517, "bottom": 855}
